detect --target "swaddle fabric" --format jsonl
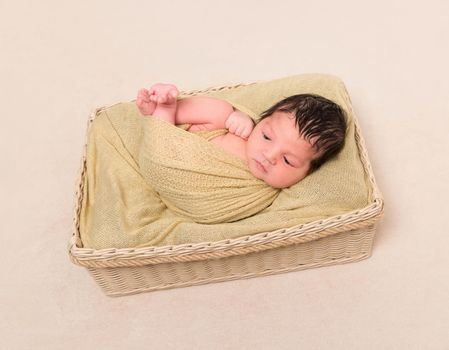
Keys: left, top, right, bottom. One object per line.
{"left": 79, "top": 74, "right": 371, "bottom": 249}
{"left": 139, "top": 118, "right": 279, "bottom": 223}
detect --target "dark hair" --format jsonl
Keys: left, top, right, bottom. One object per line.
{"left": 259, "top": 94, "right": 347, "bottom": 174}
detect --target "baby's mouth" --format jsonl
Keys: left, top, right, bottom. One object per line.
{"left": 254, "top": 159, "right": 267, "bottom": 173}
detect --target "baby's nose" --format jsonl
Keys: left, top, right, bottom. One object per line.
{"left": 263, "top": 151, "right": 278, "bottom": 165}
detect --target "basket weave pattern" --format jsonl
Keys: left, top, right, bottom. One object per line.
{"left": 68, "top": 80, "right": 384, "bottom": 296}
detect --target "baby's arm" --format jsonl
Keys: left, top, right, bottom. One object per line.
{"left": 175, "top": 96, "right": 234, "bottom": 129}
{"left": 176, "top": 96, "right": 254, "bottom": 138}
{"left": 137, "top": 84, "right": 254, "bottom": 137}
{"left": 137, "top": 85, "right": 233, "bottom": 127}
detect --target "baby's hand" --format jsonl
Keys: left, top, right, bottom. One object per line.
{"left": 148, "top": 83, "right": 179, "bottom": 104}
{"left": 225, "top": 110, "right": 254, "bottom": 140}
{"left": 136, "top": 88, "right": 156, "bottom": 115}
{"left": 136, "top": 83, "right": 179, "bottom": 116}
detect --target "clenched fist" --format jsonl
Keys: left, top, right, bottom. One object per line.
{"left": 225, "top": 110, "right": 255, "bottom": 140}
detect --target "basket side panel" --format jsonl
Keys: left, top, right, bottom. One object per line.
{"left": 87, "top": 225, "right": 376, "bottom": 297}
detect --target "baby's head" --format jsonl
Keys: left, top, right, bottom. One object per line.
{"left": 245, "top": 94, "right": 347, "bottom": 188}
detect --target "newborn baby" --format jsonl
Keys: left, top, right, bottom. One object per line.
{"left": 137, "top": 83, "right": 346, "bottom": 189}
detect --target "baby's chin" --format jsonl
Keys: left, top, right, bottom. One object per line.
{"left": 246, "top": 159, "right": 265, "bottom": 179}
{"left": 264, "top": 179, "right": 287, "bottom": 189}
{"left": 248, "top": 165, "right": 283, "bottom": 188}
{"left": 251, "top": 167, "right": 303, "bottom": 189}
{"left": 246, "top": 156, "right": 291, "bottom": 188}
{"left": 249, "top": 168, "right": 265, "bottom": 182}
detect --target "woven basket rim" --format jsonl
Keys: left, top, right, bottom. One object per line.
{"left": 68, "top": 76, "right": 384, "bottom": 268}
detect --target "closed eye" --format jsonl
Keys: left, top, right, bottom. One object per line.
{"left": 262, "top": 133, "right": 271, "bottom": 140}
{"left": 283, "top": 156, "right": 292, "bottom": 166}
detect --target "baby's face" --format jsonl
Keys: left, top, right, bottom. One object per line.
{"left": 245, "top": 111, "right": 318, "bottom": 188}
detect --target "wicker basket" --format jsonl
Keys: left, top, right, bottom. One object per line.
{"left": 68, "top": 80, "right": 384, "bottom": 297}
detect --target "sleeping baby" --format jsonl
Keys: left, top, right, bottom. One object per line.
{"left": 136, "top": 83, "right": 347, "bottom": 189}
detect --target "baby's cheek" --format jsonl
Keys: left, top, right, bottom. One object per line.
{"left": 279, "top": 169, "right": 307, "bottom": 188}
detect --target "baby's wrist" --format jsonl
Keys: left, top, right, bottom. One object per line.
{"left": 227, "top": 110, "right": 253, "bottom": 121}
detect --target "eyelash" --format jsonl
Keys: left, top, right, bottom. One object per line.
{"left": 263, "top": 133, "right": 293, "bottom": 167}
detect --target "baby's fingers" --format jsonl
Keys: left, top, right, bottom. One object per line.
{"left": 138, "top": 89, "right": 149, "bottom": 100}
{"left": 228, "top": 122, "right": 238, "bottom": 134}
{"left": 225, "top": 118, "right": 232, "bottom": 129}
{"left": 167, "top": 93, "right": 178, "bottom": 103}
{"left": 235, "top": 124, "right": 245, "bottom": 137}
{"left": 161, "top": 90, "right": 178, "bottom": 104}
{"left": 240, "top": 127, "right": 251, "bottom": 140}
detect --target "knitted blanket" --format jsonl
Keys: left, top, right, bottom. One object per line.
{"left": 138, "top": 118, "right": 279, "bottom": 224}
{"left": 79, "top": 74, "right": 371, "bottom": 249}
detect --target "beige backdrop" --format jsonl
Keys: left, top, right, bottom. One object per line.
{"left": 1, "top": 0, "right": 448, "bottom": 349}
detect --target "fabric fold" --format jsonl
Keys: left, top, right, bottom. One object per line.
{"left": 79, "top": 74, "right": 371, "bottom": 249}
{"left": 138, "top": 117, "right": 279, "bottom": 223}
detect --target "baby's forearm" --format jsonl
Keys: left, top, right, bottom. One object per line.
{"left": 175, "top": 96, "right": 235, "bottom": 128}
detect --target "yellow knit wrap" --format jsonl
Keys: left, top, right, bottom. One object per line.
{"left": 79, "top": 74, "right": 371, "bottom": 249}
{"left": 138, "top": 118, "right": 280, "bottom": 224}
